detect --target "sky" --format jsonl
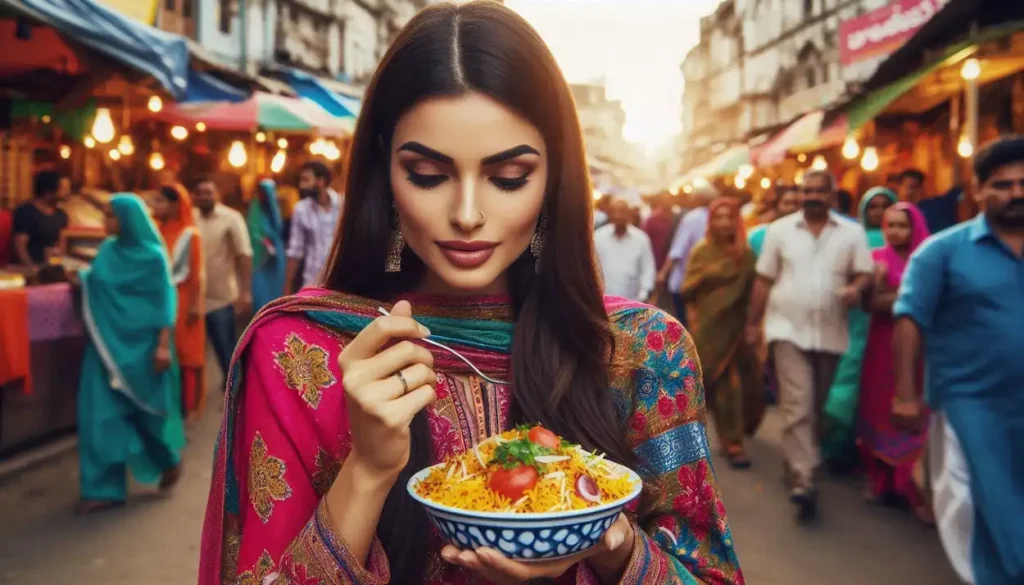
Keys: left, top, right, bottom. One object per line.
{"left": 505, "top": 0, "right": 721, "bottom": 151}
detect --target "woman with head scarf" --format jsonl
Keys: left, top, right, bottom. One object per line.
{"left": 682, "top": 197, "right": 763, "bottom": 467}
{"left": 75, "top": 194, "right": 186, "bottom": 515}
{"left": 152, "top": 184, "right": 207, "bottom": 422}
{"left": 248, "top": 179, "right": 287, "bottom": 311}
{"left": 859, "top": 202, "right": 932, "bottom": 521}
{"left": 821, "top": 186, "right": 897, "bottom": 468}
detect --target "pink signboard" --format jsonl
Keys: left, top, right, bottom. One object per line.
{"left": 839, "top": 0, "right": 947, "bottom": 66}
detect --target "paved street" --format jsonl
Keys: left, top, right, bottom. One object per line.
{"left": 0, "top": 378, "right": 960, "bottom": 585}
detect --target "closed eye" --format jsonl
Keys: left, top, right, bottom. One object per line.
{"left": 406, "top": 171, "right": 449, "bottom": 189}
{"left": 489, "top": 174, "right": 530, "bottom": 192}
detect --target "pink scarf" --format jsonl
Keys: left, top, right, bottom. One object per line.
{"left": 876, "top": 202, "right": 930, "bottom": 287}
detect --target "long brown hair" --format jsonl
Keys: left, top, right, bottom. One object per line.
{"left": 322, "top": 2, "right": 634, "bottom": 580}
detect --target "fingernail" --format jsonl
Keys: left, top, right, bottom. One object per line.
{"left": 419, "top": 324, "right": 431, "bottom": 337}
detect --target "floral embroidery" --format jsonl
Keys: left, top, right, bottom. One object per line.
{"left": 236, "top": 550, "right": 275, "bottom": 585}
{"left": 222, "top": 514, "right": 242, "bottom": 584}
{"left": 646, "top": 330, "right": 666, "bottom": 351}
{"left": 249, "top": 432, "right": 292, "bottom": 523}
{"left": 279, "top": 556, "right": 320, "bottom": 585}
{"left": 311, "top": 447, "right": 342, "bottom": 496}
{"left": 274, "top": 333, "right": 337, "bottom": 409}
{"left": 674, "top": 460, "right": 715, "bottom": 539}
{"left": 428, "top": 411, "right": 460, "bottom": 461}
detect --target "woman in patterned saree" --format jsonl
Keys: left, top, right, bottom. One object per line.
{"left": 199, "top": 3, "right": 744, "bottom": 585}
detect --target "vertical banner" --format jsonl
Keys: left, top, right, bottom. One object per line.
{"left": 94, "top": 0, "right": 160, "bottom": 25}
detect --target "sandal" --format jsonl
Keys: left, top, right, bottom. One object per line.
{"left": 74, "top": 499, "right": 124, "bottom": 516}
{"left": 725, "top": 445, "right": 752, "bottom": 469}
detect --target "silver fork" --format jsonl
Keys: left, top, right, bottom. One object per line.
{"left": 376, "top": 307, "right": 511, "bottom": 385}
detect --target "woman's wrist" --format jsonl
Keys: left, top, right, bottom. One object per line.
{"left": 324, "top": 453, "right": 399, "bottom": 564}
{"left": 588, "top": 521, "right": 637, "bottom": 583}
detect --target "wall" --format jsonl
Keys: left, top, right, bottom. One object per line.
{"left": 196, "top": 0, "right": 277, "bottom": 71}
{"left": 342, "top": 1, "right": 380, "bottom": 81}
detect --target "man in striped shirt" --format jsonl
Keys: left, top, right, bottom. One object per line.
{"left": 285, "top": 161, "right": 343, "bottom": 294}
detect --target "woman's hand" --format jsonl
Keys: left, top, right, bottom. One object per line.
{"left": 337, "top": 300, "right": 437, "bottom": 480}
{"left": 441, "top": 514, "right": 635, "bottom": 585}
{"left": 153, "top": 344, "right": 172, "bottom": 373}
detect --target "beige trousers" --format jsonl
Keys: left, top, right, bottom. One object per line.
{"left": 772, "top": 341, "right": 840, "bottom": 490}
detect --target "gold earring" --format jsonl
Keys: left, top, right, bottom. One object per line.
{"left": 530, "top": 212, "right": 546, "bottom": 273}
{"left": 386, "top": 208, "right": 404, "bottom": 273}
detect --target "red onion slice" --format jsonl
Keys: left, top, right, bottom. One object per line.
{"left": 575, "top": 475, "right": 602, "bottom": 503}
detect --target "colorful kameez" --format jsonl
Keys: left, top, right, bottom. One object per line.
{"left": 249, "top": 179, "right": 287, "bottom": 311}
{"left": 198, "top": 290, "right": 744, "bottom": 585}
{"left": 78, "top": 194, "right": 185, "bottom": 502}
{"left": 159, "top": 185, "right": 207, "bottom": 419}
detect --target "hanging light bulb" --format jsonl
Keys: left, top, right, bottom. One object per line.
{"left": 108, "top": 149, "right": 121, "bottom": 161}
{"left": 277, "top": 137, "right": 288, "bottom": 149}
{"left": 227, "top": 140, "right": 248, "bottom": 168}
{"left": 83, "top": 136, "right": 96, "bottom": 149}
{"left": 148, "top": 95, "right": 163, "bottom": 113}
{"left": 794, "top": 169, "right": 805, "bottom": 185}
{"left": 309, "top": 138, "right": 326, "bottom": 155}
{"left": 91, "top": 108, "right": 116, "bottom": 144}
{"left": 842, "top": 137, "right": 860, "bottom": 160}
{"left": 683, "top": 184, "right": 693, "bottom": 194}
{"left": 196, "top": 121, "right": 207, "bottom": 132}
{"left": 592, "top": 189, "right": 602, "bottom": 201}
{"left": 270, "top": 149, "right": 287, "bottom": 173}
{"left": 760, "top": 177, "right": 771, "bottom": 189}
{"left": 797, "top": 153, "right": 807, "bottom": 163}
{"left": 170, "top": 125, "right": 189, "bottom": 141}
{"left": 59, "top": 145, "right": 71, "bottom": 160}
{"left": 149, "top": 151, "right": 166, "bottom": 170}
{"left": 960, "top": 58, "right": 981, "bottom": 81}
{"left": 323, "top": 141, "right": 341, "bottom": 161}
{"left": 737, "top": 164, "right": 754, "bottom": 179}
{"left": 957, "top": 134, "right": 974, "bottom": 158}
{"left": 255, "top": 131, "right": 267, "bottom": 143}
{"left": 117, "top": 135, "right": 135, "bottom": 156}
{"left": 734, "top": 176, "right": 746, "bottom": 189}
{"left": 860, "top": 146, "right": 880, "bottom": 171}
{"left": 811, "top": 154, "right": 828, "bottom": 170}
{"left": 41, "top": 115, "right": 52, "bottom": 124}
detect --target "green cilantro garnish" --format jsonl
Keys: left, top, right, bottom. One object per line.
{"left": 490, "top": 437, "right": 553, "bottom": 471}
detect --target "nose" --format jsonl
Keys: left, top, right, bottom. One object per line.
{"left": 450, "top": 177, "right": 485, "bottom": 233}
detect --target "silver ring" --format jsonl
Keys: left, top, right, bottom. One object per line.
{"left": 395, "top": 370, "right": 409, "bottom": 394}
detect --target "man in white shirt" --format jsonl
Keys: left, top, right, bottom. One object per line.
{"left": 594, "top": 197, "right": 657, "bottom": 302}
{"left": 746, "top": 169, "right": 873, "bottom": 523}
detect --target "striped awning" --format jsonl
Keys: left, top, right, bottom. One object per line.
{"left": 754, "top": 111, "right": 824, "bottom": 166}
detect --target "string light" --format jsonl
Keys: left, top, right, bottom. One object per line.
{"left": 957, "top": 134, "right": 974, "bottom": 158}
{"left": 737, "top": 164, "right": 754, "bottom": 179}
{"left": 760, "top": 177, "right": 771, "bottom": 189}
{"left": 149, "top": 151, "right": 166, "bottom": 170}
{"left": 42, "top": 115, "right": 51, "bottom": 124}
{"left": 860, "top": 147, "right": 880, "bottom": 171}
{"left": 271, "top": 150, "right": 287, "bottom": 173}
{"left": 91, "top": 108, "right": 116, "bottom": 143}
{"left": 811, "top": 155, "right": 828, "bottom": 170}
{"left": 170, "top": 126, "right": 189, "bottom": 141}
{"left": 734, "top": 176, "right": 746, "bottom": 189}
{"left": 117, "top": 135, "right": 135, "bottom": 156}
{"left": 960, "top": 58, "right": 981, "bottom": 81}
{"left": 256, "top": 131, "right": 267, "bottom": 143}
{"left": 148, "top": 96, "right": 163, "bottom": 113}
{"left": 683, "top": 184, "right": 693, "bottom": 194}
{"left": 84, "top": 136, "right": 96, "bottom": 149}
{"left": 59, "top": 145, "right": 71, "bottom": 159}
{"left": 227, "top": 140, "right": 248, "bottom": 168}
{"left": 797, "top": 153, "right": 807, "bottom": 163}
{"left": 277, "top": 138, "right": 288, "bottom": 149}
{"left": 196, "top": 122, "right": 207, "bottom": 132}
{"left": 108, "top": 149, "right": 121, "bottom": 161}
{"left": 842, "top": 137, "right": 860, "bottom": 160}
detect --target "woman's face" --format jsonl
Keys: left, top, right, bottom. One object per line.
{"left": 865, "top": 194, "right": 892, "bottom": 228}
{"left": 776, "top": 190, "right": 802, "bottom": 216}
{"left": 390, "top": 91, "right": 548, "bottom": 295}
{"left": 103, "top": 205, "right": 120, "bottom": 236}
{"left": 883, "top": 207, "right": 912, "bottom": 248}
{"left": 150, "top": 192, "right": 175, "bottom": 222}
{"left": 709, "top": 205, "right": 737, "bottom": 241}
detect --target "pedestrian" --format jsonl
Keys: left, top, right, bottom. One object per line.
{"left": 284, "top": 160, "right": 343, "bottom": 294}
{"left": 594, "top": 197, "right": 657, "bottom": 302}
{"left": 746, "top": 169, "right": 873, "bottom": 522}
{"left": 748, "top": 186, "right": 801, "bottom": 258}
{"left": 642, "top": 193, "right": 675, "bottom": 269}
{"left": 248, "top": 178, "right": 287, "bottom": 311}
{"left": 198, "top": 3, "right": 742, "bottom": 584}
{"left": 658, "top": 182, "right": 716, "bottom": 326}
{"left": 682, "top": 196, "right": 762, "bottom": 468}
{"left": 192, "top": 175, "right": 253, "bottom": 380}
{"left": 152, "top": 184, "right": 207, "bottom": 422}
{"left": 892, "top": 135, "right": 1024, "bottom": 585}
{"left": 898, "top": 168, "right": 962, "bottom": 233}
{"left": 12, "top": 169, "right": 69, "bottom": 271}
{"left": 74, "top": 194, "right": 185, "bottom": 515}
{"left": 858, "top": 201, "right": 931, "bottom": 520}
{"left": 821, "top": 186, "right": 896, "bottom": 470}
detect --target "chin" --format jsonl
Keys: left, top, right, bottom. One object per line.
{"left": 425, "top": 261, "right": 507, "bottom": 294}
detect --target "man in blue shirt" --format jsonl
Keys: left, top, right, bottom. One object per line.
{"left": 892, "top": 135, "right": 1024, "bottom": 585}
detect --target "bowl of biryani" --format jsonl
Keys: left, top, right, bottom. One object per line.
{"left": 407, "top": 425, "right": 642, "bottom": 561}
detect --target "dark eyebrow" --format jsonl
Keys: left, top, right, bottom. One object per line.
{"left": 481, "top": 145, "right": 541, "bottom": 165}
{"left": 397, "top": 141, "right": 454, "bottom": 164}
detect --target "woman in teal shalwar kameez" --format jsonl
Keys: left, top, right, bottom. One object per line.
{"left": 248, "top": 178, "right": 286, "bottom": 311}
{"left": 821, "top": 187, "right": 897, "bottom": 468}
{"left": 76, "top": 194, "right": 186, "bottom": 515}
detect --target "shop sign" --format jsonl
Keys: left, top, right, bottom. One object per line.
{"left": 94, "top": 0, "right": 160, "bottom": 25}
{"left": 839, "top": 0, "right": 947, "bottom": 66}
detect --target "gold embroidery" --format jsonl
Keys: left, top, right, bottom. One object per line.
{"left": 248, "top": 432, "right": 292, "bottom": 523}
{"left": 311, "top": 447, "right": 342, "bottom": 496}
{"left": 274, "top": 333, "right": 337, "bottom": 409}
{"left": 222, "top": 514, "right": 242, "bottom": 584}
{"left": 236, "top": 550, "right": 275, "bottom": 585}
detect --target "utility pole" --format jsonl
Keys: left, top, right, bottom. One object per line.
{"left": 239, "top": 0, "right": 248, "bottom": 73}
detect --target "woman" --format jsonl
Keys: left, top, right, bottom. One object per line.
{"left": 821, "top": 186, "right": 897, "bottom": 468}
{"left": 152, "top": 184, "right": 207, "bottom": 421}
{"left": 859, "top": 202, "right": 931, "bottom": 520}
{"left": 682, "top": 197, "right": 762, "bottom": 468}
{"left": 76, "top": 194, "right": 185, "bottom": 515}
{"left": 248, "top": 179, "right": 287, "bottom": 310}
{"left": 199, "top": 3, "right": 742, "bottom": 585}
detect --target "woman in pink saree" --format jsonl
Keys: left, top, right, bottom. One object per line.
{"left": 858, "top": 202, "right": 931, "bottom": 521}
{"left": 199, "top": 3, "right": 743, "bottom": 585}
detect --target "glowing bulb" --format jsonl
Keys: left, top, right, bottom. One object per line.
{"left": 196, "top": 122, "right": 207, "bottom": 132}
{"left": 59, "top": 145, "right": 71, "bottom": 159}
{"left": 170, "top": 125, "right": 188, "bottom": 141}
{"left": 811, "top": 155, "right": 828, "bottom": 170}
{"left": 760, "top": 177, "right": 771, "bottom": 189}
{"left": 42, "top": 115, "right": 51, "bottom": 124}
{"left": 270, "top": 150, "right": 287, "bottom": 173}
{"left": 147, "top": 95, "right": 163, "bottom": 113}
{"left": 669, "top": 186, "right": 680, "bottom": 196}
{"left": 83, "top": 136, "right": 96, "bottom": 149}
{"left": 227, "top": 140, "right": 248, "bottom": 168}
{"left": 309, "top": 138, "right": 326, "bottom": 155}
{"left": 91, "top": 108, "right": 116, "bottom": 144}
{"left": 117, "top": 135, "right": 135, "bottom": 156}
{"left": 842, "top": 137, "right": 860, "bottom": 160}
{"left": 797, "top": 153, "right": 807, "bottom": 163}
{"left": 277, "top": 138, "right": 288, "bottom": 149}
{"left": 734, "top": 176, "right": 747, "bottom": 189}
{"left": 957, "top": 135, "right": 974, "bottom": 158}
{"left": 149, "top": 151, "right": 166, "bottom": 170}
{"left": 683, "top": 184, "right": 693, "bottom": 194}
{"left": 108, "top": 149, "right": 121, "bottom": 161}
{"left": 794, "top": 169, "right": 805, "bottom": 185}
{"left": 860, "top": 147, "right": 880, "bottom": 172}
{"left": 592, "top": 189, "right": 602, "bottom": 201}
{"left": 255, "top": 131, "right": 267, "bottom": 143}
{"left": 737, "top": 164, "right": 754, "bottom": 179}
{"left": 960, "top": 58, "right": 981, "bottom": 81}
{"left": 323, "top": 141, "right": 341, "bottom": 161}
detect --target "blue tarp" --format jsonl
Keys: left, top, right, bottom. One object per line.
{"left": 279, "top": 67, "right": 360, "bottom": 118}
{"left": 183, "top": 69, "right": 249, "bottom": 103}
{"left": 9, "top": 0, "right": 189, "bottom": 98}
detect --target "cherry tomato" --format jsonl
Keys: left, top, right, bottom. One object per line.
{"left": 488, "top": 465, "right": 539, "bottom": 501}
{"left": 528, "top": 426, "right": 560, "bottom": 449}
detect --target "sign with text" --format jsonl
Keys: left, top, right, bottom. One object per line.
{"left": 839, "top": 0, "right": 947, "bottom": 66}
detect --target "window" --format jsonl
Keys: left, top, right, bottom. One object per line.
{"left": 219, "top": 0, "right": 231, "bottom": 34}
{"left": 821, "top": 63, "right": 830, "bottom": 83}
{"left": 804, "top": 0, "right": 813, "bottom": 17}
{"left": 183, "top": 0, "right": 192, "bottom": 18}
{"left": 806, "top": 66, "right": 817, "bottom": 88}
{"left": 165, "top": 0, "right": 176, "bottom": 10}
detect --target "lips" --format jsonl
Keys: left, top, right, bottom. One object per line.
{"left": 436, "top": 240, "right": 498, "bottom": 269}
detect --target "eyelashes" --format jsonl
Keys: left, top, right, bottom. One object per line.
{"left": 405, "top": 171, "right": 531, "bottom": 193}
{"left": 490, "top": 175, "right": 530, "bottom": 192}
{"left": 406, "top": 172, "right": 448, "bottom": 189}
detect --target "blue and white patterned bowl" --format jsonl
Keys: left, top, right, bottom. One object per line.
{"left": 407, "top": 462, "right": 643, "bottom": 561}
